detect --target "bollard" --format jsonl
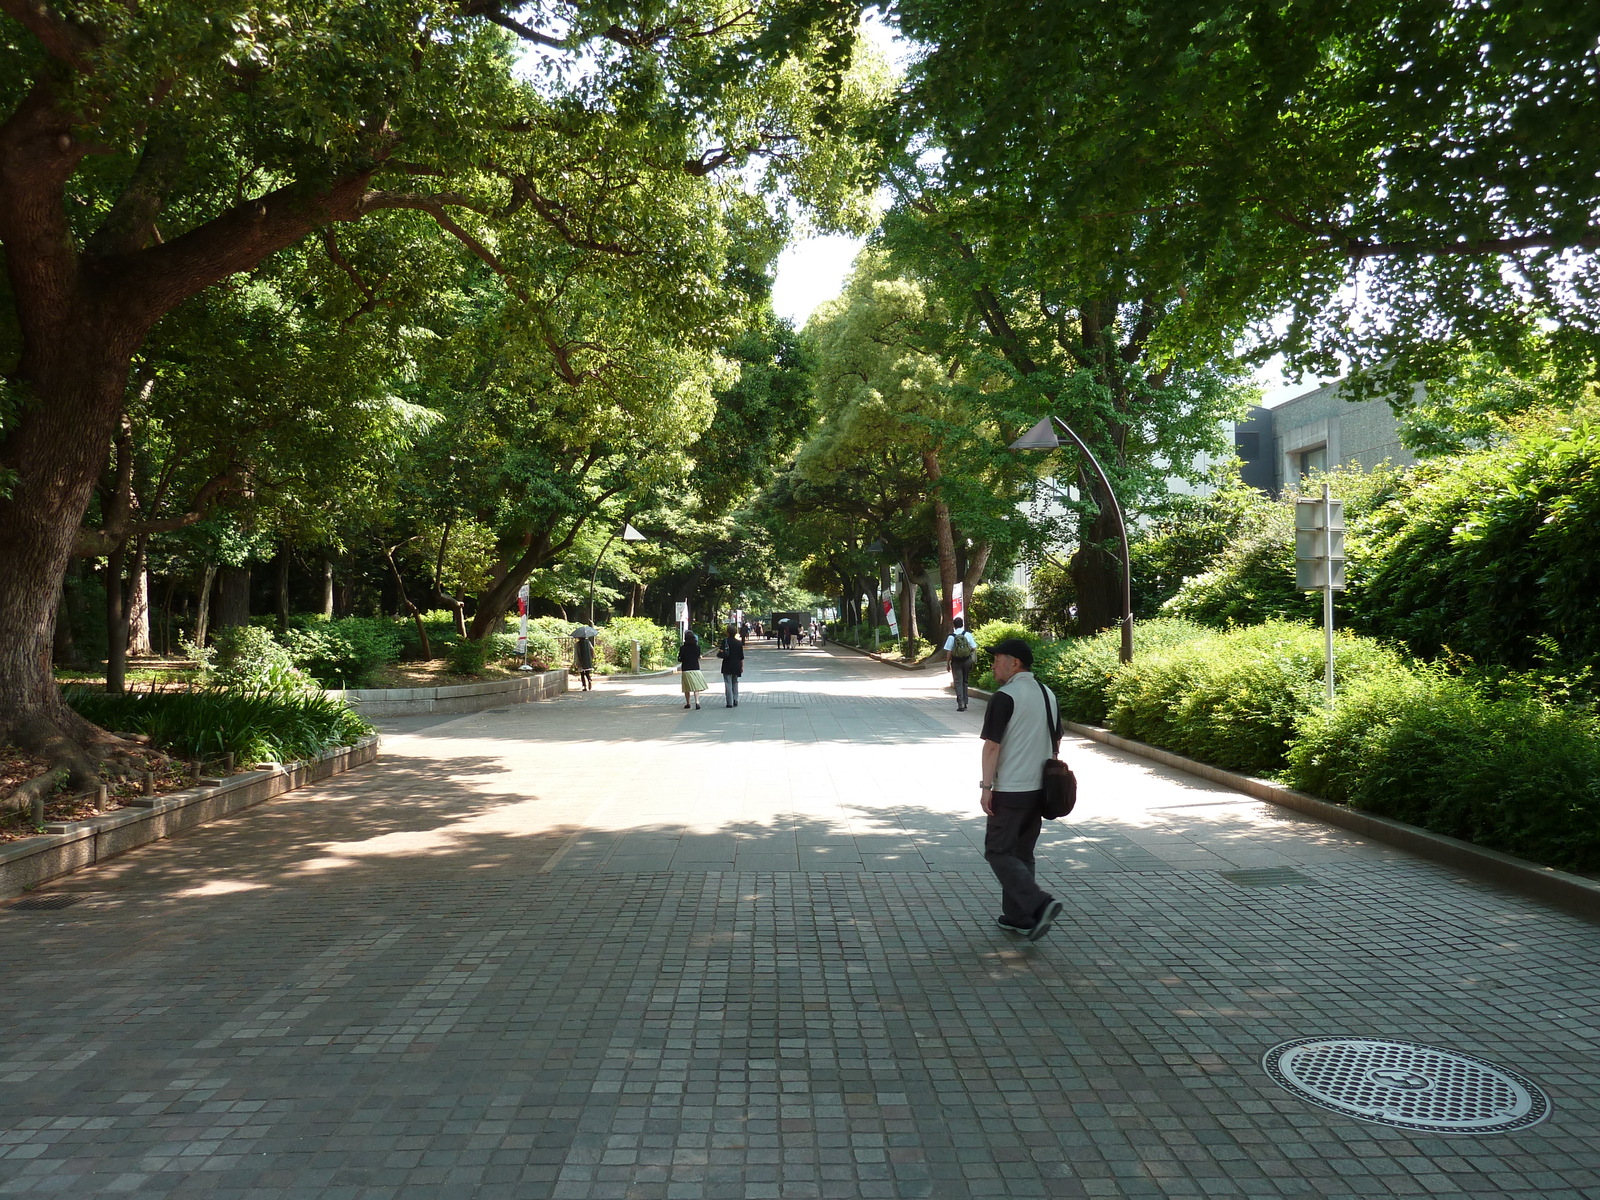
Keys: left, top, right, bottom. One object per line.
{"left": 631, "top": 640, "right": 640, "bottom": 674}
{"left": 31, "top": 794, "right": 44, "bottom": 827}
{"left": 142, "top": 770, "right": 155, "bottom": 796}
{"left": 223, "top": 752, "right": 235, "bottom": 774}
{"left": 189, "top": 759, "right": 201, "bottom": 782}
{"left": 95, "top": 784, "right": 107, "bottom": 814}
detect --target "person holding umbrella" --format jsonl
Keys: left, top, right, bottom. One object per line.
{"left": 571, "top": 625, "right": 598, "bottom": 691}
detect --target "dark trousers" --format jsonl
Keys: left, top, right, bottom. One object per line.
{"left": 985, "top": 792, "right": 1053, "bottom": 925}
{"left": 951, "top": 658, "right": 972, "bottom": 708}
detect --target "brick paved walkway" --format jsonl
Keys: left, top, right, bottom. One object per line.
{"left": 2, "top": 642, "right": 1598, "bottom": 1198}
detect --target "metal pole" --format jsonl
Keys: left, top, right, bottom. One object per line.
{"left": 1049, "top": 416, "right": 1134, "bottom": 663}
{"left": 587, "top": 530, "right": 620, "bottom": 625}
{"left": 1323, "top": 482, "right": 1335, "bottom": 705}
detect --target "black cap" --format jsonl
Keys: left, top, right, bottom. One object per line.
{"left": 990, "top": 637, "right": 1033, "bottom": 668}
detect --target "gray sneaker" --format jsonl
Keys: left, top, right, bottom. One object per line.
{"left": 1026, "top": 899, "right": 1064, "bottom": 942}
{"left": 996, "top": 917, "right": 1031, "bottom": 936}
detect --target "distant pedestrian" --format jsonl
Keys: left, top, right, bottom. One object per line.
{"left": 717, "top": 624, "right": 745, "bottom": 707}
{"left": 677, "top": 630, "right": 707, "bottom": 709}
{"left": 944, "top": 617, "right": 976, "bottom": 711}
{"left": 977, "top": 637, "right": 1065, "bottom": 942}
{"left": 573, "top": 631, "right": 596, "bottom": 691}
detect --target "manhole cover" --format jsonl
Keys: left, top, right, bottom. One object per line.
{"left": 1264, "top": 1038, "right": 1550, "bottom": 1134}
{"left": 1220, "top": 867, "right": 1313, "bottom": 887}
{"left": 8, "top": 895, "right": 80, "bottom": 912}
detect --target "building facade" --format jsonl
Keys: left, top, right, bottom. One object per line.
{"left": 1234, "top": 380, "right": 1420, "bottom": 495}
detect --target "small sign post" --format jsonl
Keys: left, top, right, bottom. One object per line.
{"left": 1295, "top": 483, "right": 1345, "bottom": 704}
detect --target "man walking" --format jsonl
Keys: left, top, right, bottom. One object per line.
{"left": 977, "top": 637, "right": 1064, "bottom": 941}
{"left": 943, "top": 617, "right": 977, "bottom": 711}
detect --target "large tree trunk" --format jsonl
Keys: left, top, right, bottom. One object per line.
{"left": 960, "top": 541, "right": 992, "bottom": 610}
{"left": 126, "top": 565, "right": 152, "bottom": 657}
{"left": 921, "top": 451, "right": 959, "bottom": 645}
{"left": 104, "top": 547, "right": 130, "bottom": 694}
{"left": 193, "top": 564, "right": 217, "bottom": 648}
{"left": 898, "top": 557, "right": 918, "bottom": 645}
{"left": 0, "top": 330, "right": 146, "bottom": 785}
{"left": 275, "top": 549, "right": 291, "bottom": 633}
{"left": 53, "top": 577, "right": 78, "bottom": 666}
{"left": 1071, "top": 498, "right": 1123, "bottom": 635}
{"left": 321, "top": 560, "right": 335, "bottom": 618}
{"left": 216, "top": 565, "right": 251, "bottom": 629}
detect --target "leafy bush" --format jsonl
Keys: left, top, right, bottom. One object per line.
{"left": 66, "top": 688, "right": 370, "bottom": 764}
{"left": 1103, "top": 622, "right": 1406, "bottom": 774}
{"left": 967, "top": 621, "right": 1040, "bottom": 686}
{"left": 1351, "top": 419, "right": 1600, "bottom": 675}
{"left": 285, "top": 617, "right": 403, "bottom": 688}
{"left": 525, "top": 616, "right": 576, "bottom": 667}
{"left": 210, "top": 626, "right": 318, "bottom": 695}
{"left": 966, "top": 581, "right": 1025, "bottom": 627}
{"left": 1036, "top": 618, "right": 1211, "bottom": 723}
{"left": 601, "top": 617, "right": 676, "bottom": 669}
{"left": 447, "top": 637, "right": 489, "bottom": 675}
{"left": 1287, "top": 668, "right": 1600, "bottom": 873}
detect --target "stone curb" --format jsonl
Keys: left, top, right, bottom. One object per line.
{"left": 958, "top": 683, "right": 1600, "bottom": 924}
{"left": 327, "top": 669, "right": 566, "bottom": 717}
{"left": 0, "top": 735, "right": 379, "bottom": 902}
{"left": 826, "top": 640, "right": 928, "bottom": 672}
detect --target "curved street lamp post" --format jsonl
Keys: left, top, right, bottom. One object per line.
{"left": 587, "top": 522, "right": 648, "bottom": 625}
{"left": 1009, "top": 415, "right": 1134, "bottom": 664}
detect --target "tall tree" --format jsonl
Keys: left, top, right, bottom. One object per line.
{"left": 894, "top": 0, "right": 1600, "bottom": 388}
{"left": 0, "top": 0, "right": 882, "bottom": 789}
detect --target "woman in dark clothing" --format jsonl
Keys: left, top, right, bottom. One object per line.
{"left": 717, "top": 624, "right": 746, "bottom": 708}
{"left": 677, "top": 630, "right": 707, "bottom": 709}
{"left": 573, "top": 633, "right": 596, "bottom": 691}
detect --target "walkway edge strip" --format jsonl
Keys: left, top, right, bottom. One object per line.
{"left": 826, "top": 640, "right": 927, "bottom": 671}
{"left": 0, "top": 735, "right": 380, "bottom": 902}
{"left": 959, "top": 682, "right": 1600, "bottom": 924}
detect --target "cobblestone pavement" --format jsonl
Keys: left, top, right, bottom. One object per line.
{"left": 3, "top": 642, "right": 1598, "bottom": 1198}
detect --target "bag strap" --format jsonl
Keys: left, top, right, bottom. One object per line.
{"left": 1037, "top": 679, "right": 1061, "bottom": 756}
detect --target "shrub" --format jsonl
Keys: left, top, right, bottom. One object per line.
{"left": 967, "top": 621, "right": 1040, "bottom": 687}
{"left": 447, "top": 637, "right": 489, "bottom": 675}
{"left": 210, "top": 626, "right": 318, "bottom": 695}
{"left": 1287, "top": 668, "right": 1600, "bottom": 873}
{"left": 66, "top": 687, "right": 370, "bottom": 764}
{"left": 285, "top": 617, "right": 403, "bottom": 688}
{"left": 601, "top": 617, "right": 676, "bottom": 670}
{"left": 525, "top": 617, "right": 576, "bottom": 667}
{"left": 1351, "top": 420, "right": 1600, "bottom": 675}
{"left": 1103, "top": 621, "right": 1406, "bottom": 774}
{"left": 1036, "top": 618, "right": 1211, "bottom": 724}
{"left": 967, "top": 581, "right": 1025, "bottom": 627}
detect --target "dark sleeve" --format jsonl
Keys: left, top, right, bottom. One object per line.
{"left": 980, "top": 691, "right": 1014, "bottom": 744}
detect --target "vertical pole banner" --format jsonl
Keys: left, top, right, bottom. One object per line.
{"left": 516, "top": 582, "right": 529, "bottom": 657}
{"left": 951, "top": 583, "right": 965, "bottom": 626}
{"left": 881, "top": 595, "right": 900, "bottom": 635}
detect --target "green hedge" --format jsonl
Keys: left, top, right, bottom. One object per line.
{"left": 67, "top": 688, "right": 371, "bottom": 764}
{"left": 1037, "top": 617, "right": 1600, "bottom": 873}
{"left": 1103, "top": 622, "right": 1405, "bottom": 774}
{"left": 284, "top": 617, "right": 403, "bottom": 688}
{"left": 601, "top": 618, "right": 677, "bottom": 670}
{"left": 1037, "top": 618, "right": 1210, "bottom": 724}
{"left": 1287, "top": 669, "right": 1600, "bottom": 873}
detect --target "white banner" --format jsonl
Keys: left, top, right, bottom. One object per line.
{"left": 882, "top": 595, "right": 900, "bottom": 635}
{"left": 675, "top": 601, "right": 689, "bottom": 629}
{"left": 951, "top": 582, "right": 965, "bottom": 625}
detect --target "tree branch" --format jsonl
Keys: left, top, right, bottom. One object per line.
{"left": 0, "top": 0, "right": 96, "bottom": 70}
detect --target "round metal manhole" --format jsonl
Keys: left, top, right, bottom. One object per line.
{"left": 1263, "top": 1038, "right": 1550, "bottom": 1134}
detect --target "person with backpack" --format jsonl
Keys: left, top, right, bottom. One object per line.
{"left": 944, "top": 617, "right": 977, "bottom": 711}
